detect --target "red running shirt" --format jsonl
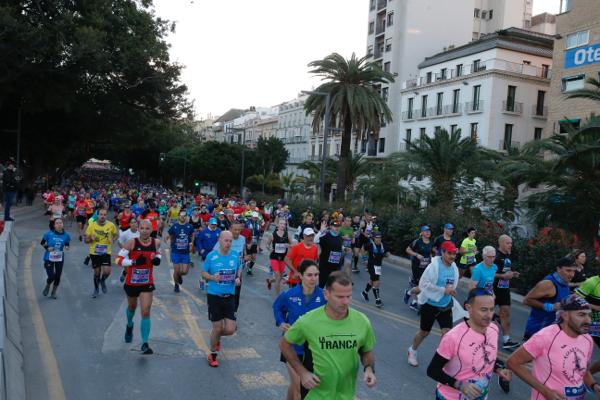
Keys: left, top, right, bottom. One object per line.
{"left": 126, "top": 238, "right": 157, "bottom": 286}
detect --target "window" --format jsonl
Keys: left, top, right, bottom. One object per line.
{"left": 456, "top": 64, "right": 463, "bottom": 77}
{"left": 366, "top": 45, "right": 373, "bottom": 57}
{"left": 506, "top": 85, "right": 516, "bottom": 111}
{"left": 405, "top": 129, "right": 412, "bottom": 144}
{"left": 488, "top": 9, "right": 493, "bottom": 19}
{"left": 534, "top": 127, "right": 543, "bottom": 140}
{"left": 387, "top": 12, "right": 394, "bottom": 26}
{"left": 481, "top": 10, "right": 487, "bottom": 19}
{"left": 440, "top": 68, "right": 447, "bottom": 80}
{"left": 536, "top": 91, "right": 546, "bottom": 115}
{"left": 450, "top": 124, "right": 458, "bottom": 134}
{"left": 503, "top": 124, "right": 513, "bottom": 149}
{"left": 470, "top": 123, "right": 478, "bottom": 140}
{"left": 368, "top": 21, "right": 375, "bottom": 34}
{"left": 561, "top": 74, "right": 585, "bottom": 92}
{"left": 421, "top": 95, "right": 428, "bottom": 117}
{"left": 434, "top": 126, "right": 442, "bottom": 134}
{"left": 382, "top": 87, "right": 389, "bottom": 102}
{"left": 384, "top": 61, "right": 391, "bottom": 72}
{"left": 566, "top": 30, "right": 589, "bottom": 49}
{"left": 559, "top": 119, "right": 580, "bottom": 133}
{"left": 472, "top": 59, "right": 482, "bottom": 72}
{"left": 407, "top": 97, "right": 414, "bottom": 119}
{"left": 472, "top": 85, "right": 481, "bottom": 110}
{"left": 452, "top": 89, "right": 460, "bottom": 113}
{"left": 420, "top": 127, "right": 426, "bottom": 140}
{"left": 370, "top": 0, "right": 376, "bottom": 10}
{"left": 436, "top": 92, "right": 443, "bottom": 115}
{"left": 474, "top": 8, "right": 480, "bottom": 18}
{"left": 378, "top": 138, "right": 386, "bottom": 152}
{"left": 385, "top": 38, "right": 392, "bottom": 52}
{"left": 426, "top": 72, "right": 432, "bottom": 83}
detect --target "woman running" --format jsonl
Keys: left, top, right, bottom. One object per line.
{"left": 267, "top": 218, "right": 292, "bottom": 295}
{"left": 41, "top": 218, "right": 71, "bottom": 299}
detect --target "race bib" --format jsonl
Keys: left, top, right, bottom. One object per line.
{"left": 218, "top": 268, "right": 236, "bottom": 285}
{"left": 419, "top": 257, "right": 430, "bottom": 268}
{"left": 94, "top": 244, "right": 108, "bottom": 254}
{"left": 467, "top": 376, "right": 491, "bottom": 400}
{"left": 252, "top": 236, "right": 258, "bottom": 245}
{"left": 343, "top": 238, "right": 352, "bottom": 248}
{"left": 589, "top": 322, "right": 600, "bottom": 337}
{"left": 328, "top": 251, "right": 342, "bottom": 264}
{"left": 49, "top": 251, "right": 63, "bottom": 262}
{"left": 565, "top": 385, "right": 585, "bottom": 400}
{"left": 484, "top": 282, "right": 493, "bottom": 290}
{"left": 53, "top": 212, "right": 62, "bottom": 219}
{"left": 274, "top": 243, "right": 287, "bottom": 254}
{"left": 374, "top": 265, "right": 382, "bottom": 276}
{"left": 497, "top": 279, "right": 510, "bottom": 289}
{"left": 466, "top": 255, "right": 475, "bottom": 264}
{"left": 131, "top": 268, "right": 150, "bottom": 284}
{"left": 175, "top": 237, "right": 188, "bottom": 250}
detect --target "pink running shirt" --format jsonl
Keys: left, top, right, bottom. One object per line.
{"left": 523, "top": 324, "right": 593, "bottom": 400}
{"left": 436, "top": 321, "right": 499, "bottom": 400}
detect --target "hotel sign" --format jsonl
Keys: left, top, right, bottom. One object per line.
{"left": 565, "top": 43, "right": 600, "bottom": 69}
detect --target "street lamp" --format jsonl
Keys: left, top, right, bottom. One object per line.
{"left": 301, "top": 90, "right": 331, "bottom": 205}
{"left": 228, "top": 126, "right": 247, "bottom": 196}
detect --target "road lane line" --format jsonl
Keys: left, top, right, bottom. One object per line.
{"left": 23, "top": 242, "right": 66, "bottom": 400}
{"left": 235, "top": 371, "right": 287, "bottom": 390}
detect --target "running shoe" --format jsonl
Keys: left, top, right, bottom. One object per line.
{"left": 92, "top": 288, "right": 99, "bottom": 298}
{"left": 352, "top": 266, "right": 359, "bottom": 274}
{"left": 361, "top": 290, "right": 369, "bottom": 302}
{"left": 403, "top": 289, "right": 411, "bottom": 305}
{"left": 498, "top": 375, "right": 510, "bottom": 393}
{"left": 266, "top": 279, "right": 272, "bottom": 291}
{"left": 100, "top": 279, "right": 107, "bottom": 294}
{"left": 375, "top": 299, "right": 383, "bottom": 308}
{"left": 141, "top": 342, "right": 153, "bottom": 355}
{"left": 43, "top": 284, "right": 50, "bottom": 297}
{"left": 407, "top": 347, "right": 418, "bottom": 367}
{"left": 409, "top": 301, "right": 420, "bottom": 312}
{"left": 207, "top": 353, "right": 219, "bottom": 367}
{"left": 125, "top": 325, "right": 133, "bottom": 343}
{"left": 178, "top": 275, "right": 183, "bottom": 285}
{"left": 502, "top": 340, "right": 520, "bottom": 350}
{"left": 50, "top": 287, "right": 57, "bottom": 299}
{"left": 174, "top": 283, "right": 180, "bottom": 293}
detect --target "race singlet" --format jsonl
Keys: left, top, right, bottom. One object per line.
{"left": 49, "top": 251, "right": 63, "bottom": 262}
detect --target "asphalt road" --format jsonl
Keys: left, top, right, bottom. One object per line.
{"left": 14, "top": 204, "right": 537, "bottom": 400}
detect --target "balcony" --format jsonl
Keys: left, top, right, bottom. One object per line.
{"left": 443, "top": 104, "right": 462, "bottom": 115}
{"left": 376, "top": 21, "right": 386, "bottom": 35}
{"left": 502, "top": 101, "right": 523, "bottom": 115}
{"left": 308, "top": 155, "right": 322, "bottom": 161}
{"left": 401, "top": 110, "right": 415, "bottom": 121}
{"left": 465, "top": 101, "right": 484, "bottom": 113}
{"left": 531, "top": 105, "right": 548, "bottom": 119}
{"left": 374, "top": 46, "right": 384, "bottom": 60}
{"left": 498, "top": 140, "right": 521, "bottom": 151}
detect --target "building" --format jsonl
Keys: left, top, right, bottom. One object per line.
{"left": 193, "top": 116, "right": 218, "bottom": 142}
{"left": 277, "top": 96, "right": 312, "bottom": 174}
{"left": 213, "top": 109, "right": 244, "bottom": 143}
{"left": 245, "top": 116, "right": 278, "bottom": 149}
{"left": 399, "top": 28, "right": 553, "bottom": 151}
{"left": 530, "top": 12, "right": 557, "bottom": 36}
{"left": 547, "top": 0, "right": 600, "bottom": 136}
{"left": 365, "top": 0, "right": 534, "bottom": 156}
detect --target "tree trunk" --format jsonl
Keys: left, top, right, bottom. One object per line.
{"left": 336, "top": 114, "right": 352, "bottom": 202}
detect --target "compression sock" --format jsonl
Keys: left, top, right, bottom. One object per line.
{"left": 93, "top": 275, "right": 100, "bottom": 289}
{"left": 141, "top": 317, "right": 151, "bottom": 343}
{"left": 353, "top": 256, "right": 358, "bottom": 268}
{"left": 373, "top": 288, "right": 380, "bottom": 300}
{"left": 126, "top": 308, "right": 135, "bottom": 328}
{"left": 365, "top": 283, "right": 372, "bottom": 292}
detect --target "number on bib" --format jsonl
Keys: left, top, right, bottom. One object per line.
{"left": 49, "top": 251, "right": 63, "bottom": 262}
{"left": 374, "top": 265, "right": 382, "bottom": 276}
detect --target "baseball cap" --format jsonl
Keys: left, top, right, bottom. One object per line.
{"left": 218, "top": 211, "right": 225, "bottom": 215}
{"left": 441, "top": 241, "right": 458, "bottom": 253}
{"left": 208, "top": 217, "right": 217, "bottom": 225}
{"left": 303, "top": 227, "right": 316, "bottom": 236}
{"left": 420, "top": 225, "right": 431, "bottom": 232}
{"left": 557, "top": 255, "right": 576, "bottom": 268}
{"left": 444, "top": 223, "right": 455, "bottom": 230}
{"left": 560, "top": 294, "right": 590, "bottom": 311}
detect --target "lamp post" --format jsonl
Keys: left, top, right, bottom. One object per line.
{"left": 228, "top": 126, "right": 247, "bottom": 196}
{"left": 301, "top": 90, "right": 331, "bottom": 205}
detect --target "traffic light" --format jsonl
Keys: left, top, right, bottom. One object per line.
{"left": 194, "top": 181, "right": 200, "bottom": 187}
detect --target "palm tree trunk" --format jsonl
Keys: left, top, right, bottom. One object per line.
{"left": 337, "top": 114, "right": 352, "bottom": 201}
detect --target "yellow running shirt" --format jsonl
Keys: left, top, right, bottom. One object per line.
{"left": 85, "top": 220, "right": 118, "bottom": 255}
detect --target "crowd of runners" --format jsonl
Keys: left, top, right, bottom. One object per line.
{"left": 30, "top": 174, "right": 600, "bottom": 400}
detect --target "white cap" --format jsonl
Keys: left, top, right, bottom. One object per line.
{"left": 252, "top": 211, "right": 259, "bottom": 217}
{"left": 303, "top": 227, "right": 316, "bottom": 236}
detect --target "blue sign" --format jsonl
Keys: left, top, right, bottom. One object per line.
{"left": 565, "top": 43, "right": 600, "bottom": 69}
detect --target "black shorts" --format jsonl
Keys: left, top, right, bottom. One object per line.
{"left": 494, "top": 287, "right": 511, "bottom": 306}
{"left": 247, "top": 244, "right": 258, "bottom": 255}
{"left": 76, "top": 215, "right": 87, "bottom": 224}
{"left": 124, "top": 284, "right": 155, "bottom": 297}
{"left": 367, "top": 264, "right": 381, "bottom": 282}
{"left": 90, "top": 254, "right": 111, "bottom": 268}
{"left": 207, "top": 294, "right": 236, "bottom": 322}
{"left": 411, "top": 264, "right": 426, "bottom": 286}
{"left": 419, "top": 303, "right": 453, "bottom": 332}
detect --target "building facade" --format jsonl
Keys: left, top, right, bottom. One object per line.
{"left": 399, "top": 28, "right": 553, "bottom": 151}
{"left": 472, "top": 0, "right": 533, "bottom": 40}
{"left": 277, "top": 96, "right": 312, "bottom": 174}
{"left": 547, "top": 0, "right": 600, "bottom": 135}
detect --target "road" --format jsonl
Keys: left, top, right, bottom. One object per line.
{"left": 14, "top": 204, "right": 536, "bottom": 400}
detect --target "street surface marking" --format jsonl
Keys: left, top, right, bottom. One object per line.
{"left": 235, "top": 371, "right": 287, "bottom": 390}
{"left": 178, "top": 294, "right": 210, "bottom": 355}
{"left": 222, "top": 347, "right": 261, "bottom": 360}
{"left": 24, "top": 242, "right": 66, "bottom": 400}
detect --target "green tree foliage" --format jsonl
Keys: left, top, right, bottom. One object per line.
{"left": 255, "top": 137, "right": 288, "bottom": 175}
{"left": 0, "top": 0, "right": 192, "bottom": 180}
{"left": 304, "top": 53, "right": 394, "bottom": 200}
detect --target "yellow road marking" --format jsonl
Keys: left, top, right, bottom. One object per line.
{"left": 222, "top": 347, "right": 261, "bottom": 360}
{"left": 235, "top": 371, "right": 287, "bottom": 390}
{"left": 178, "top": 295, "right": 210, "bottom": 355}
{"left": 24, "top": 242, "right": 66, "bottom": 400}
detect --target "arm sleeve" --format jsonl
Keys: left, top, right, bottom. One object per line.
{"left": 426, "top": 352, "right": 456, "bottom": 388}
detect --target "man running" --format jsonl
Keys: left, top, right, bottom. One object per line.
{"left": 408, "top": 241, "right": 459, "bottom": 367}
{"left": 339, "top": 216, "right": 355, "bottom": 276}
{"left": 85, "top": 209, "right": 118, "bottom": 297}
{"left": 201, "top": 231, "right": 242, "bottom": 367}
{"left": 168, "top": 210, "right": 195, "bottom": 293}
{"left": 432, "top": 223, "right": 459, "bottom": 256}
{"left": 279, "top": 271, "right": 377, "bottom": 399}
{"left": 427, "top": 289, "right": 512, "bottom": 400}
{"left": 314, "top": 220, "right": 344, "bottom": 288}
{"left": 469, "top": 246, "right": 497, "bottom": 291}
{"left": 493, "top": 234, "right": 520, "bottom": 350}
{"left": 116, "top": 219, "right": 161, "bottom": 355}
{"left": 404, "top": 226, "right": 433, "bottom": 312}
{"left": 285, "top": 228, "right": 318, "bottom": 288}
{"left": 361, "top": 232, "right": 389, "bottom": 308}
{"left": 507, "top": 295, "right": 600, "bottom": 400}
{"left": 244, "top": 211, "right": 261, "bottom": 275}
{"left": 195, "top": 217, "right": 221, "bottom": 263}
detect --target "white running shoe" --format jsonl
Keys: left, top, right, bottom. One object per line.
{"left": 407, "top": 347, "right": 418, "bottom": 367}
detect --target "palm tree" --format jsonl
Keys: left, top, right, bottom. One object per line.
{"left": 566, "top": 77, "right": 600, "bottom": 103}
{"left": 304, "top": 53, "right": 394, "bottom": 200}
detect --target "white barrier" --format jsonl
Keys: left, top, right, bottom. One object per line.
{"left": 0, "top": 222, "right": 25, "bottom": 400}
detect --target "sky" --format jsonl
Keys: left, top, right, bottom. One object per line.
{"left": 153, "top": 0, "right": 562, "bottom": 119}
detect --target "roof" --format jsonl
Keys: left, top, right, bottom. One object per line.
{"left": 215, "top": 109, "right": 244, "bottom": 123}
{"left": 418, "top": 27, "right": 554, "bottom": 69}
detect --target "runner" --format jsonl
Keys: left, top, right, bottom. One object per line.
{"left": 117, "top": 203, "right": 134, "bottom": 232}
{"left": 66, "top": 191, "right": 77, "bottom": 225}
{"left": 493, "top": 234, "right": 521, "bottom": 350}
{"left": 469, "top": 246, "right": 497, "bottom": 291}
{"left": 272, "top": 260, "right": 325, "bottom": 400}
{"left": 284, "top": 228, "right": 318, "bottom": 288}
{"left": 507, "top": 295, "right": 600, "bottom": 400}
{"left": 314, "top": 220, "right": 344, "bottom": 289}
{"left": 458, "top": 227, "right": 477, "bottom": 278}
{"left": 361, "top": 232, "right": 389, "bottom": 308}
{"left": 427, "top": 288, "right": 512, "bottom": 400}
{"left": 432, "top": 223, "right": 459, "bottom": 256}
{"left": 74, "top": 195, "right": 87, "bottom": 241}
{"left": 47, "top": 197, "right": 64, "bottom": 231}
{"left": 522, "top": 256, "right": 577, "bottom": 340}
{"left": 351, "top": 215, "right": 363, "bottom": 273}
{"left": 267, "top": 218, "right": 292, "bottom": 295}
{"left": 404, "top": 225, "right": 433, "bottom": 312}
{"left": 407, "top": 241, "right": 459, "bottom": 367}
{"left": 214, "top": 220, "right": 247, "bottom": 313}
{"left": 296, "top": 212, "right": 315, "bottom": 241}
{"left": 118, "top": 218, "right": 140, "bottom": 283}
{"left": 244, "top": 211, "right": 261, "bottom": 275}
{"left": 339, "top": 216, "right": 355, "bottom": 276}
{"left": 575, "top": 274, "right": 600, "bottom": 374}
{"left": 167, "top": 201, "right": 181, "bottom": 226}
{"left": 116, "top": 219, "right": 161, "bottom": 355}
{"left": 201, "top": 231, "right": 242, "bottom": 367}
{"left": 279, "top": 271, "right": 377, "bottom": 399}
{"left": 40, "top": 218, "right": 71, "bottom": 299}
{"left": 570, "top": 249, "right": 588, "bottom": 291}
{"left": 195, "top": 217, "right": 221, "bottom": 263}
{"left": 167, "top": 210, "right": 195, "bottom": 293}
{"left": 84, "top": 208, "right": 118, "bottom": 298}
{"left": 140, "top": 201, "right": 160, "bottom": 238}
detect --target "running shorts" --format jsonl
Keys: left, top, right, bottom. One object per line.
{"left": 494, "top": 287, "right": 511, "bottom": 306}
{"left": 420, "top": 303, "right": 453, "bottom": 332}
{"left": 367, "top": 264, "right": 381, "bottom": 282}
{"left": 90, "top": 254, "right": 111, "bottom": 268}
{"left": 207, "top": 294, "right": 236, "bottom": 322}
{"left": 269, "top": 259, "right": 286, "bottom": 273}
{"left": 171, "top": 252, "right": 191, "bottom": 265}
{"left": 124, "top": 284, "right": 155, "bottom": 298}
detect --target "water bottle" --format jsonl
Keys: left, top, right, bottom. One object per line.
{"left": 199, "top": 279, "right": 205, "bottom": 291}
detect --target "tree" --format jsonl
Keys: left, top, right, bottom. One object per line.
{"left": 304, "top": 53, "right": 394, "bottom": 200}
{"left": 255, "top": 137, "right": 289, "bottom": 175}
{"left": 566, "top": 77, "right": 600, "bottom": 103}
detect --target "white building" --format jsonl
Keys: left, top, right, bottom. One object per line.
{"left": 366, "top": 0, "right": 535, "bottom": 157}
{"left": 277, "top": 96, "right": 313, "bottom": 174}
{"left": 530, "top": 12, "right": 557, "bottom": 36}
{"left": 399, "top": 28, "right": 553, "bottom": 151}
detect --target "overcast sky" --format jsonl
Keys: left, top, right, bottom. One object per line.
{"left": 152, "top": 0, "right": 562, "bottom": 119}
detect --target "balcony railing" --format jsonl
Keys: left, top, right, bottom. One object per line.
{"left": 532, "top": 105, "right": 548, "bottom": 119}
{"left": 498, "top": 140, "right": 521, "bottom": 151}
{"left": 444, "top": 104, "right": 462, "bottom": 115}
{"left": 502, "top": 101, "right": 523, "bottom": 114}
{"left": 376, "top": 21, "right": 386, "bottom": 35}
{"left": 374, "top": 46, "right": 384, "bottom": 60}
{"left": 465, "top": 101, "right": 484, "bottom": 113}
{"left": 401, "top": 110, "right": 415, "bottom": 120}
